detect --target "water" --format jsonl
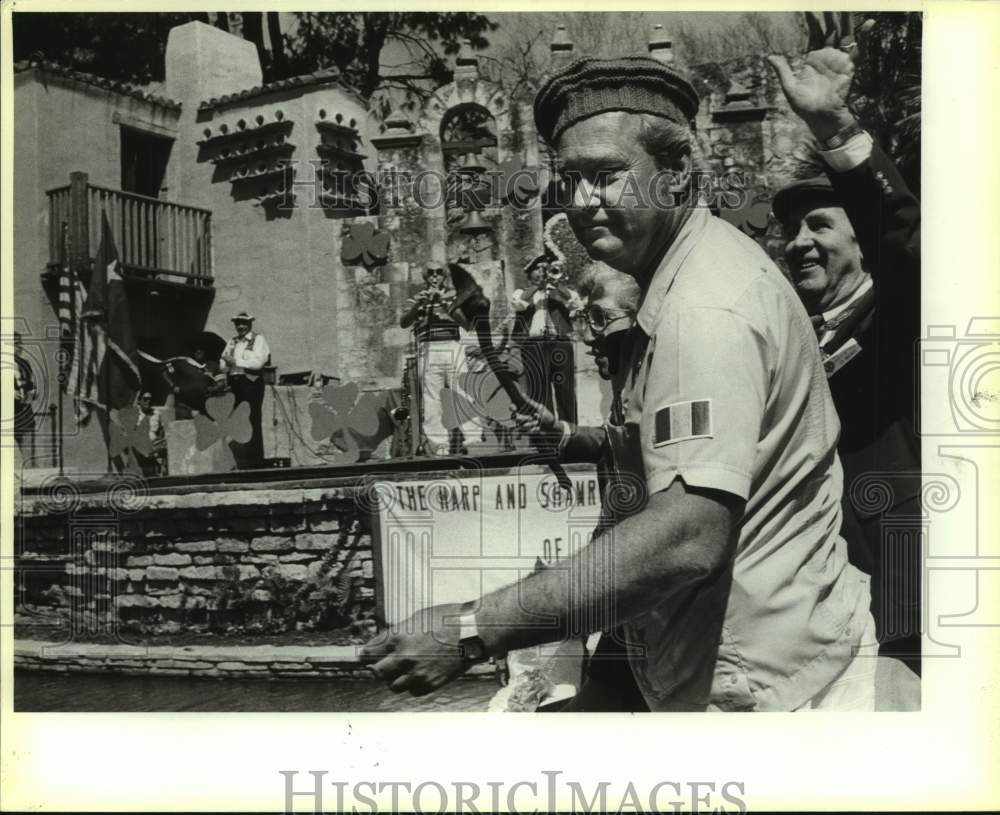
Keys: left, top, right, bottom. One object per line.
{"left": 14, "top": 670, "right": 499, "bottom": 712}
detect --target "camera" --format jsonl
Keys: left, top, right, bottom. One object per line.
{"left": 917, "top": 318, "right": 1000, "bottom": 435}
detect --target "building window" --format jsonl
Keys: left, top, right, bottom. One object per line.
{"left": 120, "top": 126, "right": 173, "bottom": 199}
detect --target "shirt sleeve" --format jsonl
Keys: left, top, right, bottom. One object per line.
{"left": 820, "top": 130, "right": 873, "bottom": 173}
{"left": 640, "top": 306, "right": 770, "bottom": 501}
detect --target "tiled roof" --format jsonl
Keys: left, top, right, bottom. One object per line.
{"left": 197, "top": 68, "right": 363, "bottom": 111}
{"left": 13, "top": 59, "right": 182, "bottom": 111}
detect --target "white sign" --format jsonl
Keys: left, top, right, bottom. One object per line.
{"left": 372, "top": 467, "right": 601, "bottom": 626}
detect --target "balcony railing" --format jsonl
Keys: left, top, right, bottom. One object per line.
{"left": 47, "top": 172, "right": 213, "bottom": 288}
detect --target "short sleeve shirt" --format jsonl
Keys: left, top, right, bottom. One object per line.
{"left": 619, "top": 207, "right": 871, "bottom": 712}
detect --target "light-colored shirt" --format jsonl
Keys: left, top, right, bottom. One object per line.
{"left": 620, "top": 206, "right": 871, "bottom": 711}
{"left": 222, "top": 332, "right": 270, "bottom": 380}
{"left": 138, "top": 409, "right": 162, "bottom": 442}
{"left": 512, "top": 287, "right": 560, "bottom": 338}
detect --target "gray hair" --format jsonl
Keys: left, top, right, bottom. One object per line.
{"left": 577, "top": 263, "right": 641, "bottom": 311}
{"left": 636, "top": 114, "right": 693, "bottom": 171}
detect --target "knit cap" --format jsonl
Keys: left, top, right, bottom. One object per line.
{"left": 534, "top": 55, "right": 700, "bottom": 145}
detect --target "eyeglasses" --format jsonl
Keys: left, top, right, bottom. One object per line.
{"left": 576, "top": 304, "right": 634, "bottom": 334}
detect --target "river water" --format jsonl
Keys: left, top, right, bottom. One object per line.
{"left": 15, "top": 670, "right": 499, "bottom": 712}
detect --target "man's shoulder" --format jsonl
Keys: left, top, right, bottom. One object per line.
{"left": 674, "top": 214, "right": 787, "bottom": 311}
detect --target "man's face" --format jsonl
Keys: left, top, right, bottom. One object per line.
{"left": 139, "top": 395, "right": 152, "bottom": 411}
{"left": 782, "top": 204, "right": 864, "bottom": 314}
{"left": 234, "top": 321, "right": 251, "bottom": 337}
{"left": 426, "top": 270, "right": 445, "bottom": 288}
{"left": 556, "top": 112, "right": 679, "bottom": 279}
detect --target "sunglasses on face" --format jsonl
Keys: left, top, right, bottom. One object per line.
{"left": 576, "top": 304, "right": 634, "bottom": 333}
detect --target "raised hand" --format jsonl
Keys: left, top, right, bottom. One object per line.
{"left": 767, "top": 18, "right": 875, "bottom": 141}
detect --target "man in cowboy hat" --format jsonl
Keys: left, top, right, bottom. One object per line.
{"left": 220, "top": 310, "right": 271, "bottom": 468}
{"left": 769, "top": 29, "right": 921, "bottom": 672}
{"left": 365, "top": 54, "right": 875, "bottom": 711}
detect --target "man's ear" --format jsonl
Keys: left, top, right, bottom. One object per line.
{"left": 653, "top": 153, "right": 692, "bottom": 206}
{"left": 666, "top": 152, "right": 692, "bottom": 193}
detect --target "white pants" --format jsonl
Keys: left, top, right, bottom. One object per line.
{"left": 796, "top": 613, "right": 879, "bottom": 711}
{"left": 419, "top": 339, "right": 462, "bottom": 455}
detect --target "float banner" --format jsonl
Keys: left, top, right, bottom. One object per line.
{"left": 371, "top": 467, "right": 601, "bottom": 626}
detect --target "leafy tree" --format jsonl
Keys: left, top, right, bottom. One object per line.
{"left": 12, "top": 12, "right": 208, "bottom": 84}
{"left": 480, "top": 12, "right": 651, "bottom": 99}
{"left": 672, "top": 12, "right": 804, "bottom": 65}
{"left": 283, "top": 12, "right": 496, "bottom": 105}
{"left": 848, "top": 12, "right": 921, "bottom": 193}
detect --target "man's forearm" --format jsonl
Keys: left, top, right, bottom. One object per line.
{"left": 475, "top": 486, "right": 739, "bottom": 656}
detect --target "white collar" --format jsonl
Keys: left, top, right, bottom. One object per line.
{"left": 821, "top": 276, "right": 872, "bottom": 326}
{"left": 636, "top": 206, "right": 711, "bottom": 335}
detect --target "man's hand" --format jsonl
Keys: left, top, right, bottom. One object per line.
{"left": 511, "top": 396, "right": 561, "bottom": 448}
{"left": 767, "top": 19, "right": 874, "bottom": 141}
{"left": 360, "top": 603, "right": 471, "bottom": 696}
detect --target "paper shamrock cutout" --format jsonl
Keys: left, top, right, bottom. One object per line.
{"left": 193, "top": 392, "right": 253, "bottom": 451}
{"left": 308, "top": 381, "right": 382, "bottom": 464}
{"left": 341, "top": 222, "right": 390, "bottom": 267}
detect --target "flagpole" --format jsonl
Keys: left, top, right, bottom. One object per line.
{"left": 102, "top": 218, "right": 113, "bottom": 477}
{"left": 101, "top": 208, "right": 113, "bottom": 476}
{"left": 58, "top": 222, "right": 68, "bottom": 477}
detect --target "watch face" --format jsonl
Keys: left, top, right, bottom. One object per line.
{"left": 461, "top": 637, "right": 486, "bottom": 662}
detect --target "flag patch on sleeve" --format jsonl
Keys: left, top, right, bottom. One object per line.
{"left": 653, "top": 399, "right": 713, "bottom": 447}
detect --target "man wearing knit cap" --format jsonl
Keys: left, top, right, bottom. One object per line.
{"left": 364, "top": 56, "right": 875, "bottom": 712}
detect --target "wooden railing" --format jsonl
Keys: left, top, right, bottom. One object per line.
{"left": 47, "top": 172, "right": 213, "bottom": 287}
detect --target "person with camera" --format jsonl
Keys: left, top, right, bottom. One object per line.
{"left": 769, "top": 23, "right": 921, "bottom": 671}
{"left": 399, "top": 264, "right": 464, "bottom": 456}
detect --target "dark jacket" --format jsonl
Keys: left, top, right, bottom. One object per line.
{"left": 825, "top": 142, "right": 921, "bottom": 517}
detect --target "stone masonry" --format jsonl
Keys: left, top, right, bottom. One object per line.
{"left": 15, "top": 481, "right": 377, "bottom": 636}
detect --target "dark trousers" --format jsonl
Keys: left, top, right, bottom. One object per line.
{"left": 520, "top": 338, "right": 577, "bottom": 424}
{"left": 229, "top": 375, "right": 265, "bottom": 469}
{"left": 550, "top": 629, "right": 649, "bottom": 713}
{"left": 865, "top": 501, "right": 922, "bottom": 675}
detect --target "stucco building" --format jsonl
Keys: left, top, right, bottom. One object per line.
{"left": 13, "top": 20, "right": 808, "bottom": 475}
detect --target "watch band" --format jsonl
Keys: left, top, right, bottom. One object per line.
{"left": 819, "top": 120, "right": 864, "bottom": 151}
{"left": 458, "top": 613, "right": 478, "bottom": 642}
{"left": 458, "top": 613, "right": 488, "bottom": 664}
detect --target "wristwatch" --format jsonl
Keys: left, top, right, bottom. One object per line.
{"left": 458, "top": 613, "right": 488, "bottom": 664}
{"left": 819, "top": 120, "right": 864, "bottom": 151}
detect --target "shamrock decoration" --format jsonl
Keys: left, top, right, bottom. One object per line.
{"left": 495, "top": 156, "right": 539, "bottom": 208}
{"left": 718, "top": 194, "right": 771, "bottom": 240}
{"left": 308, "top": 382, "right": 382, "bottom": 464}
{"left": 341, "top": 222, "right": 390, "bottom": 268}
{"left": 108, "top": 406, "right": 154, "bottom": 474}
{"left": 193, "top": 392, "right": 253, "bottom": 452}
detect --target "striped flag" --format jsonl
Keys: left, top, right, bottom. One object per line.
{"left": 67, "top": 211, "right": 141, "bottom": 421}
{"left": 57, "top": 223, "right": 86, "bottom": 373}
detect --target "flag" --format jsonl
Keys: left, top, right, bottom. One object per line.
{"left": 58, "top": 224, "right": 86, "bottom": 386}
{"left": 68, "top": 212, "right": 141, "bottom": 421}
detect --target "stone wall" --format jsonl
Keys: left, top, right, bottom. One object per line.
{"left": 15, "top": 480, "right": 377, "bottom": 637}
